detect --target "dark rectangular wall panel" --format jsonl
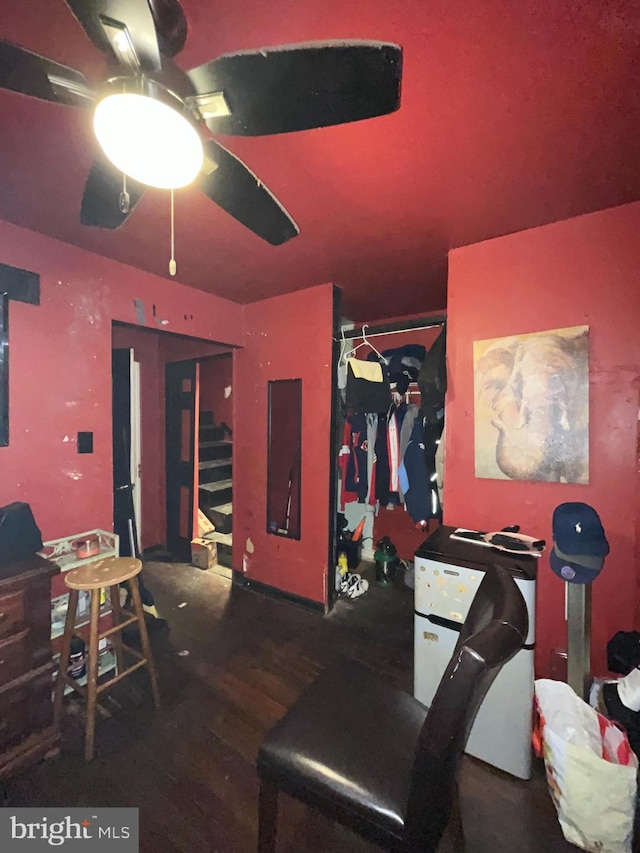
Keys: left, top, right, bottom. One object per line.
{"left": 0, "top": 263, "right": 40, "bottom": 305}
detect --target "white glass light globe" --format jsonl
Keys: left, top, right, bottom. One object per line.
{"left": 93, "top": 93, "right": 204, "bottom": 189}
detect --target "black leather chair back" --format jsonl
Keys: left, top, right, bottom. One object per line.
{"left": 404, "top": 565, "right": 528, "bottom": 850}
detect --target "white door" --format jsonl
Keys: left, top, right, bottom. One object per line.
{"left": 130, "top": 352, "right": 142, "bottom": 552}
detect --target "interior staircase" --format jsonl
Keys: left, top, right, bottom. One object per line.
{"left": 198, "top": 411, "right": 233, "bottom": 577}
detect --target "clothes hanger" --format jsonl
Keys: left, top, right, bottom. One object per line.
{"left": 341, "top": 327, "right": 368, "bottom": 363}
{"left": 361, "top": 324, "right": 387, "bottom": 363}
{"left": 340, "top": 324, "right": 388, "bottom": 364}
{"left": 339, "top": 325, "right": 351, "bottom": 365}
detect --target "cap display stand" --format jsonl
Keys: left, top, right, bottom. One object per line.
{"left": 566, "top": 582, "right": 592, "bottom": 701}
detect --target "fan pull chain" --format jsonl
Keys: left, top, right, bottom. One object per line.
{"left": 119, "top": 173, "right": 130, "bottom": 214}
{"left": 169, "top": 188, "right": 177, "bottom": 276}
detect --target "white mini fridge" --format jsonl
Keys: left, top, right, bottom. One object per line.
{"left": 414, "top": 525, "right": 537, "bottom": 779}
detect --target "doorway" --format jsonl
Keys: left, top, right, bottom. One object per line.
{"left": 111, "top": 321, "right": 233, "bottom": 561}
{"left": 195, "top": 354, "right": 234, "bottom": 576}
{"left": 165, "top": 359, "right": 197, "bottom": 562}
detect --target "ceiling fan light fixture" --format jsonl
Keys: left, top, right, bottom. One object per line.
{"left": 93, "top": 82, "right": 204, "bottom": 189}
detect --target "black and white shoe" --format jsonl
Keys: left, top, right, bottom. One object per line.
{"left": 340, "top": 573, "right": 369, "bottom": 599}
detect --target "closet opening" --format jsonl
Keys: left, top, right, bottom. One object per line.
{"left": 334, "top": 314, "right": 447, "bottom": 605}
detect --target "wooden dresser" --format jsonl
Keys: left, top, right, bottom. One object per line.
{"left": 0, "top": 555, "right": 60, "bottom": 779}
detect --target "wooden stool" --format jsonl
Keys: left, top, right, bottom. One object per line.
{"left": 53, "top": 556, "right": 160, "bottom": 760}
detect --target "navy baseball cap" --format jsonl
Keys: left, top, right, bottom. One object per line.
{"left": 552, "top": 502, "right": 609, "bottom": 558}
{"left": 549, "top": 546, "right": 604, "bottom": 584}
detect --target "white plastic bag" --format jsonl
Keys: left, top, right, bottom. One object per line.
{"left": 534, "top": 679, "right": 638, "bottom": 853}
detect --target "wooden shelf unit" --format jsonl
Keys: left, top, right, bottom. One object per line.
{"left": 40, "top": 530, "right": 120, "bottom": 685}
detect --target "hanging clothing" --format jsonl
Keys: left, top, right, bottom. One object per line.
{"left": 340, "top": 413, "right": 380, "bottom": 506}
{"left": 402, "top": 417, "right": 430, "bottom": 523}
{"left": 365, "top": 414, "right": 378, "bottom": 505}
{"left": 387, "top": 408, "right": 401, "bottom": 493}
{"left": 417, "top": 326, "right": 447, "bottom": 423}
{"left": 338, "top": 420, "right": 358, "bottom": 511}
{"left": 403, "top": 415, "right": 443, "bottom": 523}
{"left": 345, "top": 412, "right": 370, "bottom": 503}
{"left": 435, "top": 428, "right": 445, "bottom": 510}
{"left": 374, "top": 413, "right": 391, "bottom": 505}
{"left": 374, "top": 403, "right": 409, "bottom": 506}
{"left": 367, "top": 344, "right": 426, "bottom": 394}
{"left": 337, "top": 359, "right": 348, "bottom": 390}
{"left": 423, "top": 418, "right": 444, "bottom": 519}
{"left": 345, "top": 358, "right": 392, "bottom": 413}
{"left": 388, "top": 403, "right": 411, "bottom": 494}
{"left": 399, "top": 403, "right": 420, "bottom": 460}
{"left": 398, "top": 403, "right": 420, "bottom": 501}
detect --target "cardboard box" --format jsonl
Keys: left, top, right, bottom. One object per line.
{"left": 197, "top": 509, "right": 215, "bottom": 537}
{"left": 191, "top": 538, "right": 217, "bottom": 570}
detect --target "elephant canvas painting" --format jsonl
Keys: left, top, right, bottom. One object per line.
{"left": 474, "top": 326, "right": 589, "bottom": 483}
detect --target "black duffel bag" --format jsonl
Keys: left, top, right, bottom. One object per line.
{"left": 0, "top": 501, "right": 43, "bottom": 566}
{"left": 607, "top": 630, "right": 640, "bottom": 676}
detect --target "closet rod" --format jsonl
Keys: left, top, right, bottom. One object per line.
{"left": 340, "top": 314, "right": 446, "bottom": 340}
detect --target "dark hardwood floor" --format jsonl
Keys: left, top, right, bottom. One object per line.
{"left": 2, "top": 562, "right": 578, "bottom": 852}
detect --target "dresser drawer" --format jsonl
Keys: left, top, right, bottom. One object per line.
{"left": 0, "top": 686, "right": 28, "bottom": 752}
{"left": 0, "top": 590, "right": 26, "bottom": 640}
{"left": 0, "top": 666, "right": 54, "bottom": 753}
{"left": 0, "top": 631, "right": 28, "bottom": 688}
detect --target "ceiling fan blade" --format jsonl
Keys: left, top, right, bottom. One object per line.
{"left": 186, "top": 41, "right": 402, "bottom": 137}
{"left": 148, "top": 0, "right": 188, "bottom": 58}
{"left": 80, "top": 157, "right": 145, "bottom": 229}
{"left": 0, "top": 40, "right": 94, "bottom": 107}
{"left": 198, "top": 140, "right": 299, "bottom": 245}
{"left": 64, "top": 0, "right": 161, "bottom": 71}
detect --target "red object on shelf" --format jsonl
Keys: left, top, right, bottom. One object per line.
{"left": 72, "top": 534, "right": 100, "bottom": 560}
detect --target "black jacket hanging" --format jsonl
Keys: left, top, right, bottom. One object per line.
{"left": 374, "top": 412, "right": 391, "bottom": 505}
{"left": 367, "top": 343, "right": 426, "bottom": 394}
{"left": 417, "top": 326, "right": 447, "bottom": 424}
{"left": 403, "top": 415, "right": 443, "bottom": 523}
{"left": 345, "top": 358, "right": 392, "bottom": 413}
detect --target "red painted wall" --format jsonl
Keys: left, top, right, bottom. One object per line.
{"left": 0, "top": 220, "right": 243, "bottom": 549}
{"left": 199, "top": 354, "right": 234, "bottom": 427}
{"left": 234, "top": 284, "right": 335, "bottom": 605}
{"left": 445, "top": 201, "right": 640, "bottom": 677}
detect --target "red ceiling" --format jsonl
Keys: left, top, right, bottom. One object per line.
{"left": 0, "top": 0, "right": 638, "bottom": 320}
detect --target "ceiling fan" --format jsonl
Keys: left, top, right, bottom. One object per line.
{"left": 0, "top": 0, "right": 402, "bottom": 246}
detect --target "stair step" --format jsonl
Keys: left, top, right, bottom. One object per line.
{"left": 198, "top": 459, "right": 231, "bottom": 471}
{"left": 199, "top": 426, "right": 230, "bottom": 442}
{"left": 199, "top": 440, "right": 232, "bottom": 462}
{"left": 205, "top": 502, "right": 232, "bottom": 534}
{"left": 199, "top": 479, "right": 233, "bottom": 494}
{"left": 204, "top": 532, "right": 232, "bottom": 547}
